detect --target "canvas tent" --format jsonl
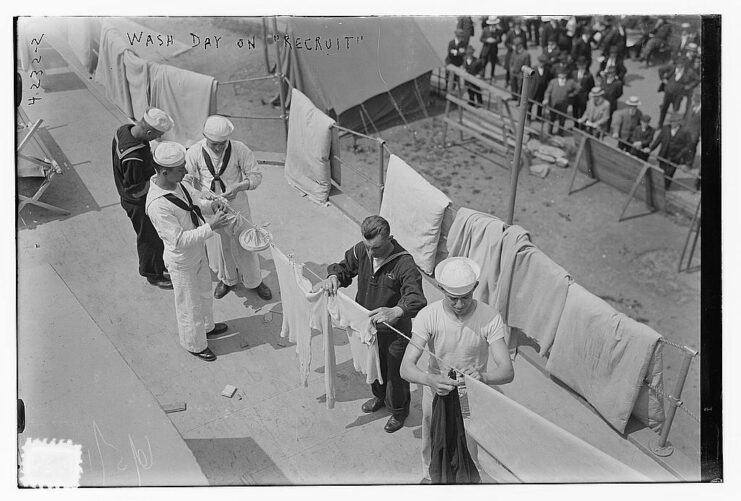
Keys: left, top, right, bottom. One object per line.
{"left": 279, "top": 17, "right": 443, "bottom": 132}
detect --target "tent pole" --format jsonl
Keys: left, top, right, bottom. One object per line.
{"left": 505, "top": 66, "right": 534, "bottom": 225}
{"left": 272, "top": 16, "right": 288, "bottom": 144}
{"left": 377, "top": 139, "right": 386, "bottom": 212}
{"left": 262, "top": 17, "right": 271, "bottom": 74}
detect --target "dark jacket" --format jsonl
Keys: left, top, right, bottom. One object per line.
{"left": 571, "top": 36, "right": 593, "bottom": 68}
{"left": 530, "top": 66, "right": 551, "bottom": 102}
{"left": 629, "top": 124, "right": 656, "bottom": 148}
{"left": 650, "top": 124, "right": 692, "bottom": 164}
{"left": 112, "top": 124, "right": 155, "bottom": 206}
{"left": 601, "top": 25, "right": 627, "bottom": 57}
{"left": 446, "top": 38, "right": 468, "bottom": 67}
{"left": 327, "top": 238, "right": 427, "bottom": 335}
{"left": 571, "top": 69, "right": 595, "bottom": 102}
{"left": 659, "top": 64, "right": 699, "bottom": 97}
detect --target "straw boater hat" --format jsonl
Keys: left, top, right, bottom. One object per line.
{"left": 435, "top": 257, "right": 480, "bottom": 296}
{"left": 143, "top": 107, "right": 174, "bottom": 133}
{"left": 487, "top": 16, "right": 500, "bottom": 25}
{"left": 203, "top": 115, "right": 235, "bottom": 142}
{"left": 153, "top": 141, "right": 186, "bottom": 168}
{"left": 589, "top": 86, "right": 605, "bottom": 97}
{"left": 625, "top": 96, "right": 642, "bottom": 106}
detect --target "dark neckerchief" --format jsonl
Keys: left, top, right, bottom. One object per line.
{"left": 163, "top": 183, "right": 205, "bottom": 227}
{"left": 202, "top": 141, "right": 232, "bottom": 193}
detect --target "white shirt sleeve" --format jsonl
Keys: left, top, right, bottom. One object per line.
{"left": 485, "top": 313, "right": 506, "bottom": 344}
{"left": 235, "top": 142, "right": 263, "bottom": 189}
{"left": 148, "top": 198, "right": 213, "bottom": 250}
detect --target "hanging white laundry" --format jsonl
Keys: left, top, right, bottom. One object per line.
{"left": 327, "top": 292, "right": 383, "bottom": 385}
{"left": 271, "top": 247, "right": 336, "bottom": 407}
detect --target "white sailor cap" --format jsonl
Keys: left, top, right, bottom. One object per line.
{"left": 153, "top": 141, "right": 186, "bottom": 168}
{"left": 435, "top": 257, "right": 481, "bottom": 296}
{"left": 203, "top": 115, "right": 235, "bottom": 142}
{"left": 143, "top": 107, "right": 174, "bottom": 133}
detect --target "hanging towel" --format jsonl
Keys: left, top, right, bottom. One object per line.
{"left": 67, "top": 17, "right": 100, "bottom": 75}
{"left": 285, "top": 88, "right": 336, "bottom": 204}
{"left": 148, "top": 61, "right": 217, "bottom": 147}
{"left": 379, "top": 155, "right": 451, "bottom": 274}
{"left": 123, "top": 51, "right": 149, "bottom": 120}
{"left": 545, "top": 284, "right": 662, "bottom": 434}
{"left": 625, "top": 320, "right": 666, "bottom": 431}
{"left": 327, "top": 292, "right": 383, "bottom": 385}
{"left": 447, "top": 208, "right": 506, "bottom": 305}
{"left": 463, "top": 375, "right": 649, "bottom": 482}
{"left": 94, "top": 23, "right": 134, "bottom": 117}
{"left": 429, "top": 370, "right": 480, "bottom": 484}
{"left": 498, "top": 245, "right": 571, "bottom": 355}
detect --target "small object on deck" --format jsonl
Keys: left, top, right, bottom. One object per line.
{"left": 161, "top": 402, "right": 187, "bottom": 414}
{"left": 533, "top": 151, "right": 556, "bottom": 163}
{"left": 240, "top": 339, "right": 250, "bottom": 348}
{"left": 556, "top": 157, "right": 570, "bottom": 168}
{"left": 263, "top": 311, "right": 273, "bottom": 323}
{"left": 530, "top": 164, "right": 551, "bottom": 178}
{"left": 276, "top": 341, "right": 286, "bottom": 347}
{"left": 221, "top": 385, "right": 238, "bottom": 398}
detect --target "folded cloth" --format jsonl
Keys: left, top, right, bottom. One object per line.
{"left": 327, "top": 291, "right": 383, "bottom": 385}
{"left": 463, "top": 375, "right": 649, "bottom": 482}
{"left": 446, "top": 208, "right": 506, "bottom": 305}
{"left": 94, "top": 22, "right": 134, "bottom": 117}
{"left": 380, "top": 155, "right": 451, "bottom": 274}
{"left": 148, "top": 61, "right": 217, "bottom": 147}
{"left": 285, "top": 88, "right": 336, "bottom": 204}
{"left": 490, "top": 224, "right": 531, "bottom": 346}
{"left": 123, "top": 51, "right": 150, "bottom": 121}
{"left": 545, "top": 284, "right": 662, "bottom": 433}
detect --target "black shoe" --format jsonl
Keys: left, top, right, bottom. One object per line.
{"left": 206, "top": 322, "right": 228, "bottom": 338}
{"left": 189, "top": 347, "right": 217, "bottom": 361}
{"left": 360, "top": 397, "right": 385, "bottom": 413}
{"left": 384, "top": 415, "right": 406, "bottom": 433}
{"left": 214, "top": 281, "right": 234, "bottom": 299}
{"left": 147, "top": 276, "right": 173, "bottom": 289}
{"left": 251, "top": 282, "right": 273, "bottom": 300}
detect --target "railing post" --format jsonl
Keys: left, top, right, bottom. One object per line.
{"left": 506, "top": 66, "right": 534, "bottom": 225}
{"left": 377, "top": 139, "right": 386, "bottom": 212}
{"left": 650, "top": 345, "right": 698, "bottom": 457}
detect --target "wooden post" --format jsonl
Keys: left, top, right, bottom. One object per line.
{"left": 505, "top": 66, "right": 534, "bottom": 225}
{"left": 272, "top": 16, "right": 288, "bottom": 144}
{"left": 377, "top": 140, "right": 386, "bottom": 212}
{"left": 618, "top": 163, "right": 651, "bottom": 221}
{"left": 678, "top": 199, "right": 701, "bottom": 272}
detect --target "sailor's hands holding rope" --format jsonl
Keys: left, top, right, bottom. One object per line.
{"left": 314, "top": 275, "right": 340, "bottom": 296}
{"left": 429, "top": 373, "right": 459, "bottom": 396}
{"left": 368, "top": 306, "right": 403, "bottom": 327}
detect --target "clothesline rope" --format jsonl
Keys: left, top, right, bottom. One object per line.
{"left": 295, "top": 258, "right": 465, "bottom": 377}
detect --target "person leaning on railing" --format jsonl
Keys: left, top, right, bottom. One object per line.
{"left": 543, "top": 65, "right": 578, "bottom": 136}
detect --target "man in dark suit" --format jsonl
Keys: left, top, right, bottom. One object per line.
{"left": 630, "top": 114, "right": 655, "bottom": 161}
{"left": 462, "top": 46, "right": 485, "bottom": 106}
{"left": 479, "top": 17, "right": 503, "bottom": 80}
{"left": 543, "top": 37, "right": 561, "bottom": 67}
{"left": 648, "top": 113, "right": 691, "bottom": 189}
{"left": 599, "top": 45, "right": 627, "bottom": 81}
{"left": 601, "top": 16, "right": 627, "bottom": 59}
{"left": 599, "top": 66, "right": 624, "bottom": 130}
{"left": 658, "top": 56, "right": 699, "bottom": 127}
{"left": 503, "top": 20, "right": 528, "bottom": 84}
{"left": 542, "top": 17, "right": 563, "bottom": 51}
{"left": 683, "top": 88, "right": 701, "bottom": 184}
{"left": 509, "top": 37, "right": 532, "bottom": 98}
{"left": 641, "top": 17, "right": 672, "bottom": 67}
{"left": 530, "top": 54, "right": 551, "bottom": 121}
{"left": 571, "top": 56, "right": 595, "bottom": 120}
{"left": 571, "top": 27, "right": 593, "bottom": 69}
{"left": 445, "top": 29, "right": 469, "bottom": 90}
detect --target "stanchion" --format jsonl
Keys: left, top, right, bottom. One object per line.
{"left": 505, "top": 66, "right": 534, "bottom": 225}
{"left": 650, "top": 345, "right": 698, "bottom": 457}
{"left": 377, "top": 139, "right": 386, "bottom": 212}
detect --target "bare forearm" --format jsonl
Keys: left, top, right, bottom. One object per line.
{"left": 481, "top": 365, "right": 514, "bottom": 385}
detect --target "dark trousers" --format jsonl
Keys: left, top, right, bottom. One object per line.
{"left": 479, "top": 44, "right": 499, "bottom": 79}
{"left": 572, "top": 96, "right": 588, "bottom": 120}
{"left": 371, "top": 330, "right": 411, "bottom": 419}
{"left": 659, "top": 160, "right": 677, "bottom": 189}
{"left": 659, "top": 92, "right": 685, "bottom": 127}
{"left": 123, "top": 201, "right": 166, "bottom": 279}
{"left": 549, "top": 102, "right": 569, "bottom": 135}
{"left": 466, "top": 84, "right": 483, "bottom": 106}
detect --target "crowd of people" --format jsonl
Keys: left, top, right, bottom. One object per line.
{"left": 445, "top": 15, "right": 702, "bottom": 190}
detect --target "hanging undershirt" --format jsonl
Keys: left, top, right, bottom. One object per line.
{"left": 271, "top": 247, "right": 336, "bottom": 408}
{"left": 327, "top": 291, "right": 383, "bottom": 385}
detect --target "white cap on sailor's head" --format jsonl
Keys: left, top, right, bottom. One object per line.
{"left": 143, "top": 107, "right": 174, "bottom": 133}
{"left": 435, "top": 257, "right": 481, "bottom": 296}
{"left": 153, "top": 141, "right": 187, "bottom": 168}
{"left": 203, "top": 115, "right": 235, "bottom": 142}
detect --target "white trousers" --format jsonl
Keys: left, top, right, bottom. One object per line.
{"left": 420, "top": 384, "right": 480, "bottom": 481}
{"left": 166, "top": 250, "right": 214, "bottom": 353}
{"left": 206, "top": 229, "right": 262, "bottom": 288}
